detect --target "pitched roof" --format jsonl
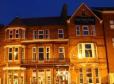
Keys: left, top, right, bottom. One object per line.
{"left": 8, "top": 16, "right": 68, "bottom": 27}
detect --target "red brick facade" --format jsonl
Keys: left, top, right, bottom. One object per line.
{"left": 0, "top": 3, "right": 114, "bottom": 84}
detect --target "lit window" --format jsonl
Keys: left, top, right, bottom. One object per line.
{"left": 76, "top": 25, "right": 80, "bottom": 36}
{"left": 21, "top": 48, "right": 25, "bottom": 61}
{"left": 86, "top": 68, "right": 93, "bottom": 83}
{"left": 9, "top": 30, "right": 13, "bottom": 39}
{"left": 83, "top": 26, "right": 89, "bottom": 36}
{"left": 78, "top": 43, "right": 96, "bottom": 58}
{"left": 14, "top": 48, "right": 18, "bottom": 61}
{"left": 32, "top": 47, "right": 36, "bottom": 61}
{"left": 15, "top": 30, "right": 19, "bottom": 38}
{"left": 91, "top": 25, "right": 96, "bottom": 36}
{"left": 58, "top": 29, "right": 64, "bottom": 38}
{"left": 46, "top": 47, "right": 50, "bottom": 60}
{"left": 59, "top": 47, "right": 65, "bottom": 60}
{"left": 38, "top": 30, "right": 44, "bottom": 39}
{"left": 8, "top": 48, "right": 13, "bottom": 61}
{"left": 38, "top": 47, "right": 44, "bottom": 61}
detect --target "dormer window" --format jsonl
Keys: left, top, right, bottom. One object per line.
{"left": 5, "top": 27, "right": 25, "bottom": 40}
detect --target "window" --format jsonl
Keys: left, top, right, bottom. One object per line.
{"left": 32, "top": 47, "right": 36, "bottom": 61}
{"left": 21, "top": 48, "right": 25, "bottom": 61}
{"left": 15, "top": 30, "right": 19, "bottom": 38}
{"left": 83, "top": 26, "right": 89, "bottom": 36}
{"left": 58, "top": 29, "right": 64, "bottom": 38}
{"left": 76, "top": 25, "right": 80, "bottom": 36}
{"left": 45, "top": 30, "right": 49, "bottom": 39}
{"left": 78, "top": 43, "right": 96, "bottom": 58}
{"left": 95, "top": 68, "right": 100, "bottom": 83}
{"left": 8, "top": 48, "right": 13, "bottom": 61}
{"left": 46, "top": 47, "right": 50, "bottom": 60}
{"left": 86, "top": 68, "right": 93, "bottom": 83}
{"left": 14, "top": 48, "right": 18, "bottom": 61}
{"left": 33, "top": 30, "right": 38, "bottom": 39}
{"left": 9, "top": 30, "right": 13, "bottom": 39}
{"left": 91, "top": 25, "right": 96, "bottom": 36}
{"left": 110, "top": 20, "right": 114, "bottom": 29}
{"left": 59, "top": 47, "right": 65, "bottom": 60}
{"left": 33, "top": 30, "right": 49, "bottom": 39}
{"left": 79, "top": 68, "right": 83, "bottom": 84}
{"left": 38, "top": 30, "right": 44, "bottom": 39}
{"left": 38, "top": 47, "right": 44, "bottom": 61}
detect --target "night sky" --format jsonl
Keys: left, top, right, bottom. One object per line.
{"left": 0, "top": 0, "right": 114, "bottom": 25}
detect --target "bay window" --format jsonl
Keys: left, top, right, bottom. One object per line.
{"left": 78, "top": 43, "right": 96, "bottom": 58}
{"left": 14, "top": 48, "right": 18, "bottom": 61}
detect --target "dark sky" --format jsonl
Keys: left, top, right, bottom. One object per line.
{"left": 0, "top": 0, "right": 114, "bottom": 25}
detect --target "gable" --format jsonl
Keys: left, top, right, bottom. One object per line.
{"left": 69, "top": 3, "right": 101, "bottom": 24}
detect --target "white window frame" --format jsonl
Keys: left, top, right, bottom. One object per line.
{"left": 78, "top": 43, "right": 96, "bottom": 59}
{"left": 46, "top": 47, "right": 50, "bottom": 60}
{"left": 76, "top": 25, "right": 80, "bottom": 36}
{"left": 9, "top": 30, "right": 13, "bottom": 39}
{"left": 58, "top": 29, "right": 64, "bottom": 39}
{"left": 32, "top": 47, "right": 37, "bottom": 61}
{"left": 14, "top": 47, "right": 19, "bottom": 61}
{"left": 8, "top": 47, "right": 13, "bottom": 62}
{"left": 82, "top": 26, "right": 89, "bottom": 36}
{"left": 86, "top": 68, "right": 93, "bottom": 84}
{"left": 15, "top": 29, "right": 19, "bottom": 38}
{"left": 58, "top": 47, "right": 65, "bottom": 60}
{"left": 38, "top": 47, "right": 44, "bottom": 61}
{"left": 38, "top": 30, "right": 44, "bottom": 39}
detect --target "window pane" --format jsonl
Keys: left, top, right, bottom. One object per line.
{"left": 39, "top": 48, "right": 43, "bottom": 52}
{"left": 39, "top": 53, "right": 44, "bottom": 60}
{"left": 9, "top": 53, "right": 12, "bottom": 60}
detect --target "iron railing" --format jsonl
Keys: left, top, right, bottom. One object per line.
{"left": 21, "top": 58, "right": 70, "bottom": 66}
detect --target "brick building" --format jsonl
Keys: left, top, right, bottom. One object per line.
{"left": 0, "top": 3, "right": 114, "bottom": 84}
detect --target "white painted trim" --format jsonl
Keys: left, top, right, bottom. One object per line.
{"left": 102, "top": 11, "right": 114, "bottom": 13}
{"left": 21, "top": 39, "right": 69, "bottom": 43}
{"left": 69, "top": 3, "right": 101, "bottom": 21}
{"left": 3, "top": 67, "right": 26, "bottom": 70}
{"left": 4, "top": 45, "right": 25, "bottom": 48}
{"left": 5, "top": 27, "right": 26, "bottom": 31}
{"left": 38, "top": 30, "right": 44, "bottom": 39}
{"left": 58, "top": 47, "right": 65, "bottom": 59}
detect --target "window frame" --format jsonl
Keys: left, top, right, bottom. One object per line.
{"left": 45, "top": 29, "right": 49, "bottom": 39}
{"left": 38, "top": 30, "right": 44, "bottom": 39}
{"left": 8, "top": 47, "right": 13, "bottom": 62}
{"left": 82, "top": 25, "right": 89, "bottom": 36}
{"left": 58, "top": 47, "right": 65, "bottom": 60}
{"left": 32, "top": 47, "right": 37, "bottom": 61}
{"left": 78, "top": 43, "right": 96, "bottom": 58}
{"left": 76, "top": 25, "right": 81, "bottom": 36}
{"left": 14, "top": 47, "right": 19, "bottom": 61}
{"left": 9, "top": 30, "right": 13, "bottom": 39}
{"left": 38, "top": 47, "right": 44, "bottom": 61}
{"left": 15, "top": 29, "right": 19, "bottom": 39}
{"left": 46, "top": 47, "right": 50, "bottom": 60}
{"left": 58, "top": 29, "right": 64, "bottom": 39}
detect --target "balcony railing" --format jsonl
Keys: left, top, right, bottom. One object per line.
{"left": 21, "top": 58, "right": 70, "bottom": 67}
